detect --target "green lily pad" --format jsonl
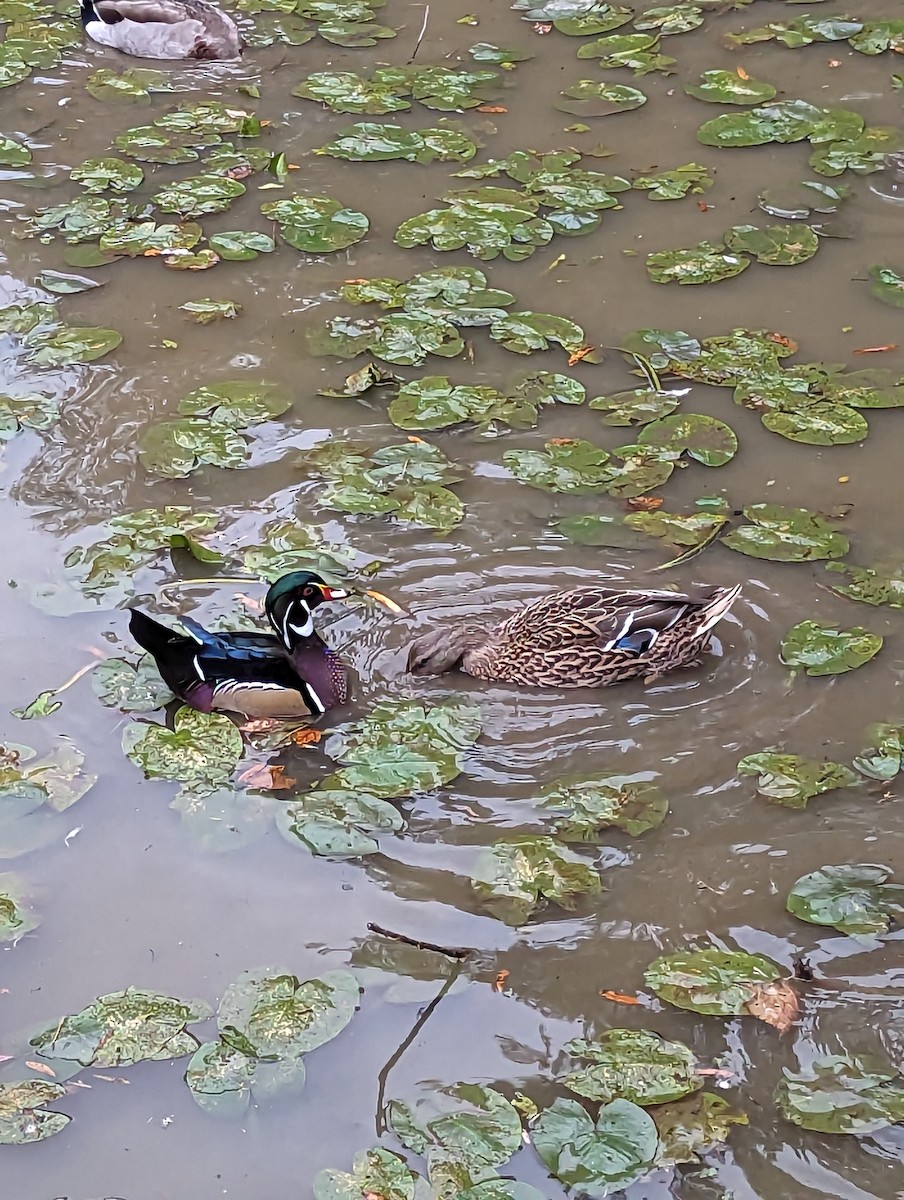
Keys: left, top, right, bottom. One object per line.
{"left": 849, "top": 21, "right": 904, "bottom": 55}
{"left": 314, "top": 1149, "right": 420, "bottom": 1200}
{"left": 518, "top": 1, "right": 634, "bottom": 36}
{"left": 637, "top": 412, "right": 737, "bottom": 466}
{"left": 589, "top": 388, "right": 682, "bottom": 424}
{"left": 761, "top": 402, "right": 869, "bottom": 446}
{"left": 178, "top": 381, "right": 289, "bottom": 427}
{"left": 276, "top": 788, "right": 403, "bottom": 857}
{"left": 208, "top": 230, "right": 276, "bottom": 260}
{"left": 317, "top": 123, "right": 476, "bottom": 164}
{"left": 635, "top": 4, "right": 703, "bottom": 34}
{"left": 179, "top": 299, "right": 241, "bottom": 324}
{"left": 787, "top": 864, "right": 904, "bottom": 939}
{"left": 0, "top": 873, "right": 39, "bottom": 943}
{"left": 647, "top": 241, "right": 750, "bottom": 285}
{"left": 685, "top": 69, "right": 776, "bottom": 104}
{"left": 396, "top": 199, "right": 553, "bottom": 262}
{"left": 825, "top": 562, "right": 904, "bottom": 608}
{"left": 218, "top": 967, "right": 359, "bottom": 1059}
{"left": 697, "top": 99, "right": 824, "bottom": 147}
{"left": 410, "top": 66, "right": 500, "bottom": 111}
{"left": 137, "top": 417, "right": 248, "bottom": 477}
{"left": 779, "top": 620, "right": 883, "bottom": 676}
{"left": 869, "top": 265, "right": 904, "bottom": 308}
{"left": 0, "top": 1080, "right": 70, "bottom": 1145}
{"left": 152, "top": 174, "right": 245, "bottom": 218}
{"left": 471, "top": 836, "right": 601, "bottom": 925}
{"left": 23, "top": 324, "right": 121, "bottom": 367}
{"left": 0, "top": 393, "right": 59, "bottom": 441}
{"left": 489, "top": 311, "right": 585, "bottom": 353}
{"left": 632, "top": 163, "right": 713, "bottom": 199}
{"left": 0, "top": 134, "right": 31, "bottom": 165}
{"left": 92, "top": 655, "right": 175, "bottom": 712}
{"left": 504, "top": 438, "right": 613, "bottom": 494}
{"left": 577, "top": 32, "right": 674, "bottom": 75}
{"left": 86, "top": 66, "right": 172, "bottom": 102}
{"left": 114, "top": 124, "right": 202, "bottom": 164}
{"left": 644, "top": 948, "right": 782, "bottom": 1016}
{"left": 723, "top": 223, "right": 820, "bottom": 265}
{"left": 0, "top": 740, "right": 95, "bottom": 843}
{"left": 99, "top": 220, "right": 202, "bottom": 256}
{"left": 737, "top": 751, "right": 857, "bottom": 808}
{"left": 563, "top": 1030, "right": 699, "bottom": 1105}
{"left": 810, "top": 127, "right": 902, "bottom": 176}
{"left": 292, "top": 67, "right": 412, "bottom": 113}
{"left": 324, "top": 700, "right": 481, "bottom": 799}
{"left": 653, "top": 1093, "right": 749, "bottom": 1166}
{"left": 239, "top": 519, "right": 360, "bottom": 582}
{"left": 533, "top": 1098, "right": 659, "bottom": 1196}
{"left": 469, "top": 42, "right": 534, "bottom": 65}
{"left": 122, "top": 706, "right": 244, "bottom": 793}
{"left": 721, "top": 503, "right": 849, "bottom": 561}
{"left": 853, "top": 722, "right": 904, "bottom": 781}
{"left": 31, "top": 987, "right": 211, "bottom": 1066}
{"left": 776, "top": 1056, "right": 904, "bottom": 1135}
{"left": 538, "top": 774, "right": 667, "bottom": 839}
{"left": 388, "top": 1083, "right": 522, "bottom": 1168}
{"left": 556, "top": 79, "right": 648, "bottom": 117}
{"left": 184, "top": 1035, "right": 261, "bottom": 1117}
{"left": 261, "top": 195, "right": 369, "bottom": 252}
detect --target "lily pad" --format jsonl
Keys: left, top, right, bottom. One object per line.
{"left": 25, "top": 326, "right": 122, "bottom": 367}
{"left": 776, "top": 1056, "right": 904, "bottom": 1135}
{"left": 471, "top": 836, "right": 601, "bottom": 925}
{"left": 208, "top": 230, "right": 276, "bottom": 260}
{"left": 760, "top": 403, "right": 868, "bottom": 446}
{"left": 0, "top": 1080, "right": 70, "bottom": 1145}
{"left": 810, "top": 127, "right": 902, "bottom": 176}
{"left": 721, "top": 504, "right": 849, "bottom": 561}
{"left": 637, "top": 413, "right": 737, "bottom": 465}
{"left": 685, "top": 69, "right": 776, "bottom": 104}
{"left": 99, "top": 221, "right": 202, "bottom": 256}
{"left": 137, "top": 417, "right": 248, "bottom": 477}
{"left": 317, "top": 123, "right": 476, "bottom": 164}
{"left": 178, "top": 381, "right": 289, "bottom": 428}
{"left": 92, "top": 655, "right": 175, "bottom": 712}
{"left": 576, "top": 32, "right": 675, "bottom": 75}
{"left": 314, "top": 1149, "right": 420, "bottom": 1200}
{"left": 644, "top": 948, "right": 782, "bottom": 1016}
{"left": 261, "top": 195, "right": 369, "bottom": 252}
{"left": 538, "top": 774, "right": 667, "bottom": 839}
{"left": 0, "top": 741, "right": 96, "bottom": 857}
{"left": 533, "top": 1098, "right": 658, "bottom": 1196}
{"left": 737, "top": 751, "right": 857, "bottom": 808}
{"left": 0, "top": 873, "right": 39, "bottom": 943}
{"left": 634, "top": 4, "right": 703, "bottom": 34}
{"left": 218, "top": 967, "right": 359, "bottom": 1059}
{"left": 0, "top": 134, "right": 30, "bottom": 165}
{"left": 85, "top": 66, "right": 172, "bottom": 102}
{"left": 589, "top": 388, "right": 682, "bottom": 425}
{"left": 697, "top": 100, "right": 824, "bottom": 147}
{"left": 563, "top": 1030, "right": 699, "bottom": 1105}
{"left": 469, "top": 42, "right": 534, "bottom": 65}
{"left": 122, "top": 706, "right": 244, "bottom": 793}
{"left": 853, "top": 722, "right": 904, "bottom": 781}
{"left": 723, "top": 223, "right": 820, "bottom": 266}
{"left": 869, "top": 265, "right": 904, "bottom": 308}
{"left": 787, "top": 864, "right": 904, "bottom": 939}
{"left": 395, "top": 199, "right": 553, "bottom": 262}
{"left": 779, "top": 620, "right": 883, "bottom": 676}
{"left": 292, "top": 67, "right": 413, "bottom": 114}
{"left": 824, "top": 562, "right": 904, "bottom": 608}
{"left": 758, "top": 178, "right": 848, "bottom": 219}
{"left": 556, "top": 80, "right": 647, "bottom": 117}
{"left": 0, "top": 393, "right": 59, "bottom": 441}
{"left": 276, "top": 788, "right": 403, "bottom": 857}
{"left": 389, "top": 1084, "right": 522, "bottom": 1169}
{"left": 504, "top": 438, "right": 613, "bottom": 494}
{"left": 152, "top": 174, "right": 245, "bottom": 218}
{"left": 647, "top": 241, "right": 750, "bottom": 285}
{"left": 653, "top": 1093, "right": 748, "bottom": 1165}
{"left": 632, "top": 163, "right": 713, "bottom": 199}
{"left": 31, "top": 987, "right": 211, "bottom": 1066}
{"left": 490, "top": 311, "right": 585, "bottom": 353}
{"left": 409, "top": 66, "right": 500, "bottom": 111}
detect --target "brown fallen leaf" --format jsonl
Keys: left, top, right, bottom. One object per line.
{"left": 477, "top": 105, "right": 508, "bottom": 113}
{"left": 736, "top": 66, "right": 750, "bottom": 80}
{"left": 548, "top": 437, "right": 575, "bottom": 446}
{"left": 290, "top": 728, "right": 323, "bottom": 747}
{"left": 769, "top": 332, "right": 798, "bottom": 352}
{"left": 696, "top": 201, "right": 713, "bottom": 212}
{"left": 567, "top": 344, "right": 595, "bottom": 366}
{"left": 25, "top": 1060, "right": 56, "bottom": 1077}
{"left": 344, "top": 278, "right": 368, "bottom": 284}
{"left": 224, "top": 165, "right": 252, "bottom": 181}
{"left": 745, "top": 979, "right": 799, "bottom": 1034}
{"left": 854, "top": 344, "right": 898, "bottom": 354}
{"left": 625, "top": 496, "right": 663, "bottom": 511}
{"left": 493, "top": 970, "right": 510, "bottom": 993}
{"left": 599, "top": 990, "right": 642, "bottom": 1005}
{"left": 407, "top": 435, "right": 426, "bottom": 443}
{"left": 238, "top": 763, "right": 296, "bottom": 790}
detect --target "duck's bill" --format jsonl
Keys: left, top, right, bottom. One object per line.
{"left": 362, "top": 587, "right": 404, "bottom": 614}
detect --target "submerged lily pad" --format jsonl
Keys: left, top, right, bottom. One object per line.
{"left": 276, "top": 788, "right": 403, "bottom": 857}
{"left": 653, "top": 1093, "right": 748, "bottom": 1166}
{"left": 31, "top": 987, "right": 211, "bottom": 1066}
{"left": 644, "top": 948, "right": 782, "bottom": 1016}
{"left": 721, "top": 504, "right": 849, "bottom": 561}
{"left": 852, "top": 722, "right": 904, "bottom": 781}
{"left": 389, "top": 1083, "right": 522, "bottom": 1169}
{"left": 723, "top": 223, "right": 820, "bottom": 266}
{"left": 0, "top": 393, "right": 59, "bottom": 441}
{"left": 533, "top": 1098, "right": 658, "bottom": 1196}
{"left": 137, "top": 418, "right": 248, "bottom": 477}
{"left": 563, "top": 1030, "right": 699, "bottom": 1105}
{"left": 556, "top": 79, "right": 648, "bottom": 117}
{"left": 737, "top": 751, "right": 857, "bottom": 807}
{"left": 0, "top": 873, "right": 39, "bottom": 943}
{"left": 314, "top": 1149, "right": 421, "bottom": 1200}
{"left": 776, "top": 1056, "right": 904, "bottom": 1135}
{"left": 647, "top": 241, "right": 750, "bottom": 285}
{"left": 92, "top": 655, "right": 175, "bottom": 712}
{"left": 787, "top": 864, "right": 904, "bottom": 939}
{"left": 685, "top": 69, "right": 776, "bottom": 104}
{"left": 0, "top": 741, "right": 96, "bottom": 858}
{"left": 869, "top": 265, "right": 904, "bottom": 308}
{"left": 471, "top": 836, "right": 601, "bottom": 925}
{"left": 779, "top": 620, "right": 883, "bottom": 676}
{"left": 0, "top": 1080, "right": 70, "bottom": 1145}
{"left": 539, "top": 774, "right": 667, "bottom": 839}
{"left": 122, "top": 706, "right": 244, "bottom": 792}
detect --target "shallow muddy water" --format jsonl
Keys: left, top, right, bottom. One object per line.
{"left": 1, "top": 0, "right": 904, "bottom": 1197}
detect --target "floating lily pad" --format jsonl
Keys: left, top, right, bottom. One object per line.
{"left": 779, "top": 620, "right": 883, "bottom": 676}
{"left": 86, "top": 66, "right": 172, "bottom": 102}
{"left": 721, "top": 504, "right": 849, "bottom": 561}
{"left": 219, "top": 967, "right": 359, "bottom": 1059}
{"left": 632, "top": 163, "right": 712, "bottom": 199}
{"left": 759, "top": 178, "right": 848, "bottom": 219}
{"left": 261, "top": 194, "right": 369, "bottom": 252}
{"left": 152, "top": 174, "right": 245, "bottom": 218}
{"left": 0, "top": 1080, "right": 70, "bottom": 1145}
{"left": 0, "top": 134, "right": 31, "bottom": 165}
{"left": 92, "top": 655, "right": 175, "bottom": 712}
{"left": 99, "top": 221, "right": 202, "bottom": 256}
{"left": 122, "top": 706, "right": 244, "bottom": 793}
{"left": 644, "top": 948, "right": 782, "bottom": 1016}
{"left": 635, "top": 3, "right": 703, "bottom": 34}
{"left": 737, "top": 751, "right": 857, "bottom": 807}
{"left": 276, "top": 788, "right": 403, "bottom": 857}
{"left": 787, "top": 864, "right": 904, "bottom": 939}
{"left": 31, "top": 987, "right": 211, "bottom": 1066}
{"left": 697, "top": 99, "right": 824, "bottom": 147}
{"left": 0, "top": 393, "right": 59, "bottom": 441}
{"left": 0, "top": 741, "right": 96, "bottom": 857}
{"left": 825, "top": 562, "right": 904, "bottom": 608}
{"left": 637, "top": 413, "right": 737, "bottom": 466}
{"left": 410, "top": 66, "right": 500, "bottom": 111}
{"left": 317, "top": 123, "right": 476, "bottom": 163}
{"left": 489, "top": 311, "right": 585, "bottom": 353}
{"left": 761, "top": 402, "right": 868, "bottom": 446}
{"left": 810, "top": 127, "right": 902, "bottom": 176}
{"left": 563, "top": 1030, "right": 699, "bottom": 1105}
{"left": 539, "top": 774, "right": 667, "bottom": 839}
{"left": 533, "top": 1098, "right": 658, "bottom": 1196}
{"left": 685, "top": 69, "right": 776, "bottom": 104}
{"left": 179, "top": 299, "right": 241, "bottom": 324}
{"left": 0, "top": 873, "right": 39, "bottom": 943}
{"left": 137, "top": 417, "right": 248, "bottom": 477}
{"left": 314, "top": 1149, "right": 420, "bottom": 1200}
{"left": 396, "top": 198, "right": 553, "bottom": 262}
{"left": 653, "top": 1093, "right": 749, "bottom": 1166}
{"left": 178, "top": 381, "right": 289, "bottom": 427}
{"left": 869, "top": 265, "right": 904, "bottom": 308}
{"left": 589, "top": 387, "right": 681, "bottom": 425}
{"left": 208, "top": 230, "right": 276, "bottom": 260}
{"left": 471, "top": 836, "right": 601, "bottom": 925}
{"left": 389, "top": 1083, "right": 522, "bottom": 1172}
{"left": 577, "top": 31, "right": 674, "bottom": 75}
{"left": 723, "top": 223, "right": 820, "bottom": 265}
{"left": 114, "top": 124, "right": 202, "bottom": 164}
{"left": 292, "top": 67, "right": 413, "bottom": 113}
{"left": 556, "top": 79, "right": 647, "bottom": 117}
{"left": 504, "top": 438, "right": 613, "bottom": 494}
{"left": 469, "top": 42, "right": 534, "bottom": 65}
{"left": 776, "top": 1056, "right": 904, "bottom": 1135}
{"left": 647, "top": 241, "right": 750, "bottom": 285}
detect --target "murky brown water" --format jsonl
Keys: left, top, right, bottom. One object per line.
{"left": 2, "top": 0, "right": 904, "bottom": 1196}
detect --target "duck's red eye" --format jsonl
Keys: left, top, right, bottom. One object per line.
{"left": 303, "top": 585, "right": 315, "bottom": 597}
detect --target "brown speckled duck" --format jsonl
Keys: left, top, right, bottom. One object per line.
{"left": 406, "top": 583, "right": 742, "bottom": 688}
{"left": 81, "top": 0, "right": 242, "bottom": 60}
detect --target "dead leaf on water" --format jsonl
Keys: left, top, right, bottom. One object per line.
{"left": 290, "top": 728, "right": 323, "bottom": 747}
{"left": 599, "top": 990, "right": 643, "bottom": 1005}
{"left": 853, "top": 344, "right": 898, "bottom": 355}
{"left": 238, "top": 763, "right": 296, "bottom": 790}
{"left": 493, "top": 969, "right": 509, "bottom": 993}
{"left": 25, "top": 1060, "right": 57, "bottom": 1077}
{"left": 745, "top": 979, "right": 799, "bottom": 1033}
{"left": 567, "top": 345, "right": 596, "bottom": 366}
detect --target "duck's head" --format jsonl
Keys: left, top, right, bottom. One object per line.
{"left": 265, "top": 570, "right": 402, "bottom": 650}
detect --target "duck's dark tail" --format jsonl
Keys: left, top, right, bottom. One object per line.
{"left": 129, "top": 608, "right": 195, "bottom": 658}
{"left": 80, "top": 0, "right": 100, "bottom": 26}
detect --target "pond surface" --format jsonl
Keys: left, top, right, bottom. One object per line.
{"left": 2, "top": 0, "right": 904, "bottom": 1196}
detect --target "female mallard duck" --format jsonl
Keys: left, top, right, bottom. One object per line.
{"left": 81, "top": 0, "right": 242, "bottom": 60}
{"left": 406, "top": 583, "right": 742, "bottom": 688}
{"left": 129, "top": 571, "right": 397, "bottom": 720}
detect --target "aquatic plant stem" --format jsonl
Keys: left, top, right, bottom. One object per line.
{"left": 366, "top": 921, "right": 472, "bottom": 959}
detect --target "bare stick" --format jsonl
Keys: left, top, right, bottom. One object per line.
{"left": 367, "top": 921, "right": 472, "bottom": 960}
{"left": 409, "top": 3, "right": 429, "bottom": 62}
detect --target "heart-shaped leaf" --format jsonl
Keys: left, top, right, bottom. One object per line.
{"left": 563, "top": 1030, "right": 699, "bottom": 1105}
{"left": 786, "top": 864, "right": 904, "bottom": 938}
{"left": 737, "top": 751, "right": 857, "bottom": 807}
{"left": 779, "top": 620, "right": 883, "bottom": 676}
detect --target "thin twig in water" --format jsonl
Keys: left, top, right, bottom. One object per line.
{"left": 367, "top": 921, "right": 473, "bottom": 959}
{"left": 409, "top": 3, "right": 429, "bottom": 62}
{"left": 374, "top": 959, "right": 464, "bottom": 1135}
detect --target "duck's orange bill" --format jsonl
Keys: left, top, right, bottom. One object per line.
{"left": 364, "top": 588, "right": 404, "bottom": 614}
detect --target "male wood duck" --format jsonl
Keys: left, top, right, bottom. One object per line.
{"left": 81, "top": 0, "right": 242, "bottom": 60}
{"left": 406, "top": 583, "right": 742, "bottom": 688}
{"left": 129, "top": 571, "right": 396, "bottom": 720}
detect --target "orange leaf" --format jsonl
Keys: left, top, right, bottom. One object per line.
{"left": 407, "top": 435, "right": 426, "bottom": 443}
{"left": 548, "top": 437, "right": 575, "bottom": 446}
{"left": 344, "top": 278, "right": 368, "bottom": 284}
{"left": 854, "top": 344, "right": 898, "bottom": 355}
{"left": 745, "top": 980, "right": 799, "bottom": 1034}
{"left": 736, "top": 66, "right": 750, "bottom": 80}
{"left": 477, "top": 105, "right": 508, "bottom": 113}
{"left": 290, "top": 728, "right": 323, "bottom": 747}
{"left": 25, "top": 1061, "right": 56, "bottom": 1077}
{"left": 493, "top": 970, "right": 510, "bottom": 993}
{"left": 567, "top": 344, "right": 595, "bottom": 366}
{"left": 626, "top": 496, "right": 663, "bottom": 511}
{"left": 238, "top": 763, "right": 296, "bottom": 790}
{"left": 768, "top": 332, "right": 798, "bottom": 352}
{"left": 599, "top": 990, "right": 642, "bottom": 1005}
{"left": 696, "top": 201, "right": 713, "bottom": 212}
